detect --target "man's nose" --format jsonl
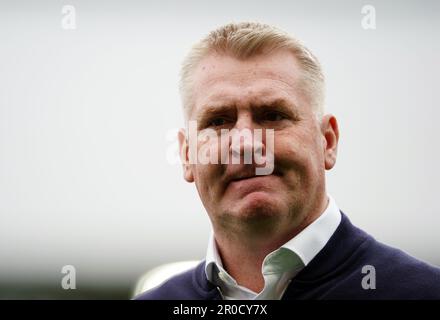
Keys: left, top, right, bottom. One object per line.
{"left": 229, "top": 114, "right": 265, "bottom": 164}
{"left": 234, "top": 112, "right": 255, "bottom": 131}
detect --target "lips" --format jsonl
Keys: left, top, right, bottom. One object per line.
{"left": 224, "top": 165, "right": 281, "bottom": 188}
{"left": 225, "top": 167, "right": 259, "bottom": 185}
{"left": 230, "top": 174, "right": 259, "bottom": 182}
{"left": 225, "top": 173, "right": 281, "bottom": 199}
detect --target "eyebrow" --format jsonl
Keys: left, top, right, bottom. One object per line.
{"left": 255, "top": 98, "right": 300, "bottom": 118}
{"left": 196, "top": 104, "right": 232, "bottom": 121}
{"left": 195, "top": 98, "right": 300, "bottom": 126}
{"left": 193, "top": 105, "right": 231, "bottom": 130}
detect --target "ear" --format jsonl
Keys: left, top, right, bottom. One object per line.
{"left": 178, "top": 128, "right": 195, "bottom": 182}
{"left": 320, "top": 114, "right": 339, "bottom": 170}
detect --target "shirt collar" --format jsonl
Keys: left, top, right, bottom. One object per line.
{"left": 280, "top": 195, "right": 341, "bottom": 266}
{"left": 205, "top": 229, "right": 227, "bottom": 283}
{"left": 205, "top": 195, "right": 342, "bottom": 283}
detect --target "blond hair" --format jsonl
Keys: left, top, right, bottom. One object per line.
{"left": 180, "top": 22, "right": 325, "bottom": 121}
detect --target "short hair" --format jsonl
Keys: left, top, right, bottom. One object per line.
{"left": 179, "top": 22, "right": 325, "bottom": 122}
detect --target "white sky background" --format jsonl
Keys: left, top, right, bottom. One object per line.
{"left": 0, "top": 0, "right": 439, "bottom": 286}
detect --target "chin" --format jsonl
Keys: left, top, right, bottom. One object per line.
{"left": 234, "top": 192, "right": 283, "bottom": 220}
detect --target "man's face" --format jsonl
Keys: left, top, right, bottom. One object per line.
{"left": 178, "top": 49, "right": 338, "bottom": 240}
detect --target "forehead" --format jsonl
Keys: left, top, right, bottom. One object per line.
{"left": 191, "top": 50, "right": 306, "bottom": 116}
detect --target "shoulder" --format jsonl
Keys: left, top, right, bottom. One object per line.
{"left": 369, "top": 240, "right": 440, "bottom": 291}
{"left": 133, "top": 264, "right": 198, "bottom": 300}
{"left": 337, "top": 235, "right": 440, "bottom": 299}
{"left": 313, "top": 213, "right": 440, "bottom": 299}
{"left": 133, "top": 261, "right": 219, "bottom": 300}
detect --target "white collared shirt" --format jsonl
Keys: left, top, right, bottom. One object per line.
{"left": 205, "top": 195, "right": 342, "bottom": 300}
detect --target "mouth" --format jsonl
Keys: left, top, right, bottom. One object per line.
{"left": 228, "top": 170, "right": 281, "bottom": 182}
{"left": 225, "top": 173, "right": 281, "bottom": 199}
{"left": 230, "top": 175, "right": 265, "bottom": 182}
{"left": 226, "top": 171, "right": 282, "bottom": 190}
{"left": 222, "top": 165, "right": 283, "bottom": 196}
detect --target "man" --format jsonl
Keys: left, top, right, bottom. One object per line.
{"left": 136, "top": 22, "right": 440, "bottom": 299}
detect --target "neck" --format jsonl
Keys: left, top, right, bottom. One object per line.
{"left": 213, "top": 195, "right": 329, "bottom": 292}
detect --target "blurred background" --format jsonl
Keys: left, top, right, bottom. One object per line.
{"left": 0, "top": 0, "right": 439, "bottom": 299}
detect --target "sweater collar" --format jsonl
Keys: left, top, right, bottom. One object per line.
{"left": 282, "top": 211, "right": 370, "bottom": 299}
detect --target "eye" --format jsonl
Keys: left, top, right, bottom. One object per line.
{"left": 209, "top": 117, "right": 229, "bottom": 127}
{"left": 263, "top": 111, "right": 286, "bottom": 121}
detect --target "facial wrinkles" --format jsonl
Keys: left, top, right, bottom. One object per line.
{"left": 188, "top": 52, "right": 326, "bottom": 226}
{"left": 192, "top": 101, "right": 317, "bottom": 198}
{"left": 194, "top": 77, "right": 302, "bottom": 119}
{"left": 191, "top": 53, "right": 305, "bottom": 120}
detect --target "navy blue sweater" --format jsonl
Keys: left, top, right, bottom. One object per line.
{"left": 135, "top": 213, "right": 440, "bottom": 299}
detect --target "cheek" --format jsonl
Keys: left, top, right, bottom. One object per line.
{"left": 192, "top": 164, "right": 221, "bottom": 196}
{"left": 192, "top": 164, "right": 226, "bottom": 214}
{"left": 192, "top": 164, "right": 210, "bottom": 187}
{"left": 274, "top": 130, "right": 324, "bottom": 173}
